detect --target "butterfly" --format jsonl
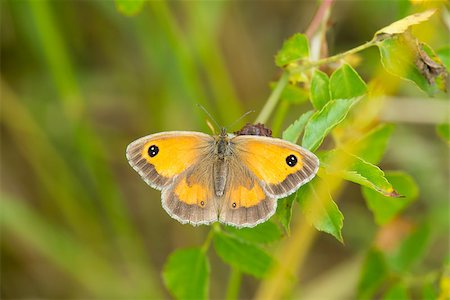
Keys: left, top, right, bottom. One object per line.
{"left": 126, "top": 127, "right": 319, "bottom": 228}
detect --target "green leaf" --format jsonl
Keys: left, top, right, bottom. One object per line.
{"left": 275, "top": 33, "right": 309, "bottom": 67}
{"left": 383, "top": 282, "right": 410, "bottom": 300}
{"left": 357, "top": 248, "right": 389, "bottom": 299}
{"left": 224, "top": 221, "right": 282, "bottom": 245}
{"left": 310, "top": 70, "right": 331, "bottom": 110}
{"left": 437, "top": 46, "right": 450, "bottom": 71}
{"left": 387, "top": 222, "right": 431, "bottom": 273}
{"left": 162, "top": 248, "right": 209, "bottom": 300}
{"left": 115, "top": 0, "right": 146, "bottom": 16}
{"left": 329, "top": 64, "right": 367, "bottom": 100}
{"left": 275, "top": 193, "right": 296, "bottom": 234}
{"left": 375, "top": 9, "right": 436, "bottom": 37}
{"left": 378, "top": 33, "right": 440, "bottom": 96}
{"left": 282, "top": 110, "right": 314, "bottom": 143}
{"left": 213, "top": 231, "right": 274, "bottom": 278}
{"left": 297, "top": 177, "right": 344, "bottom": 242}
{"left": 349, "top": 124, "right": 395, "bottom": 164}
{"left": 302, "top": 98, "right": 359, "bottom": 151}
{"left": 362, "top": 172, "right": 419, "bottom": 225}
{"left": 436, "top": 123, "right": 450, "bottom": 145}
{"left": 321, "top": 150, "right": 399, "bottom": 197}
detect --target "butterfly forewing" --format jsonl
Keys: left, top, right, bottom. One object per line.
{"left": 232, "top": 135, "right": 319, "bottom": 198}
{"left": 126, "top": 131, "right": 214, "bottom": 190}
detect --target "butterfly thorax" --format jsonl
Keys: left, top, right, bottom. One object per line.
{"left": 215, "top": 129, "right": 231, "bottom": 159}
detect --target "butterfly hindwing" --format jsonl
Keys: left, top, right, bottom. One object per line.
{"left": 162, "top": 159, "right": 219, "bottom": 225}
{"left": 218, "top": 158, "right": 277, "bottom": 228}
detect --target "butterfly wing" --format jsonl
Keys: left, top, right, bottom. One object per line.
{"left": 126, "top": 131, "right": 213, "bottom": 190}
{"left": 231, "top": 135, "right": 319, "bottom": 198}
{"left": 218, "top": 158, "right": 276, "bottom": 228}
{"left": 163, "top": 159, "right": 219, "bottom": 225}
{"left": 126, "top": 131, "right": 219, "bottom": 225}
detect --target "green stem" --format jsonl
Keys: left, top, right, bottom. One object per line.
{"left": 271, "top": 100, "right": 290, "bottom": 137}
{"left": 291, "top": 39, "right": 377, "bottom": 74}
{"left": 255, "top": 72, "right": 290, "bottom": 124}
{"left": 225, "top": 267, "right": 242, "bottom": 300}
{"left": 202, "top": 223, "right": 220, "bottom": 253}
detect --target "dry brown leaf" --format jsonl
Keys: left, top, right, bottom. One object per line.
{"left": 416, "top": 43, "right": 448, "bottom": 89}
{"left": 374, "top": 9, "right": 436, "bottom": 40}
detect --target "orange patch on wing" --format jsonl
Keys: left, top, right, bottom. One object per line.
{"left": 174, "top": 177, "right": 207, "bottom": 206}
{"left": 238, "top": 141, "right": 304, "bottom": 185}
{"left": 141, "top": 136, "right": 204, "bottom": 178}
{"left": 230, "top": 182, "right": 266, "bottom": 208}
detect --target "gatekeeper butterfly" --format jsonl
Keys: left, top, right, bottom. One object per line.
{"left": 126, "top": 124, "right": 319, "bottom": 228}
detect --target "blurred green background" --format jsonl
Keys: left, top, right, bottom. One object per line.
{"left": 1, "top": 1, "right": 448, "bottom": 298}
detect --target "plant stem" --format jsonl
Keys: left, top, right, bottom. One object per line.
{"left": 291, "top": 39, "right": 377, "bottom": 74}
{"left": 202, "top": 223, "right": 220, "bottom": 253}
{"left": 271, "top": 100, "right": 291, "bottom": 137}
{"left": 225, "top": 267, "right": 242, "bottom": 300}
{"left": 255, "top": 72, "right": 290, "bottom": 124}
{"left": 305, "top": 0, "right": 334, "bottom": 39}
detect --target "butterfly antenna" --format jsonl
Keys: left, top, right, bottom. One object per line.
{"left": 196, "top": 104, "right": 220, "bottom": 130}
{"left": 226, "top": 110, "right": 255, "bottom": 130}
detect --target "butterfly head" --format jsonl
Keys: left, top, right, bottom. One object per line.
{"left": 220, "top": 127, "right": 228, "bottom": 137}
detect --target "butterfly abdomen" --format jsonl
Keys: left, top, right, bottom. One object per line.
{"left": 213, "top": 158, "right": 228, "bottom": 197}
{"left": 213, "top": 134, "right": 233, "bottom": 197}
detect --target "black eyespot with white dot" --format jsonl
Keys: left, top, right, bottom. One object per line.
{"left": 286, "top": 154, "right": 297, "bottom": 167}
{"left": 148, "top": 145, "right": 159, "bottom": 157}
{"left": 200, "top": 201, "right": 205, "bottom": 207}
{"left": 232, "top": 202, "right": 237, "bottom": 208}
